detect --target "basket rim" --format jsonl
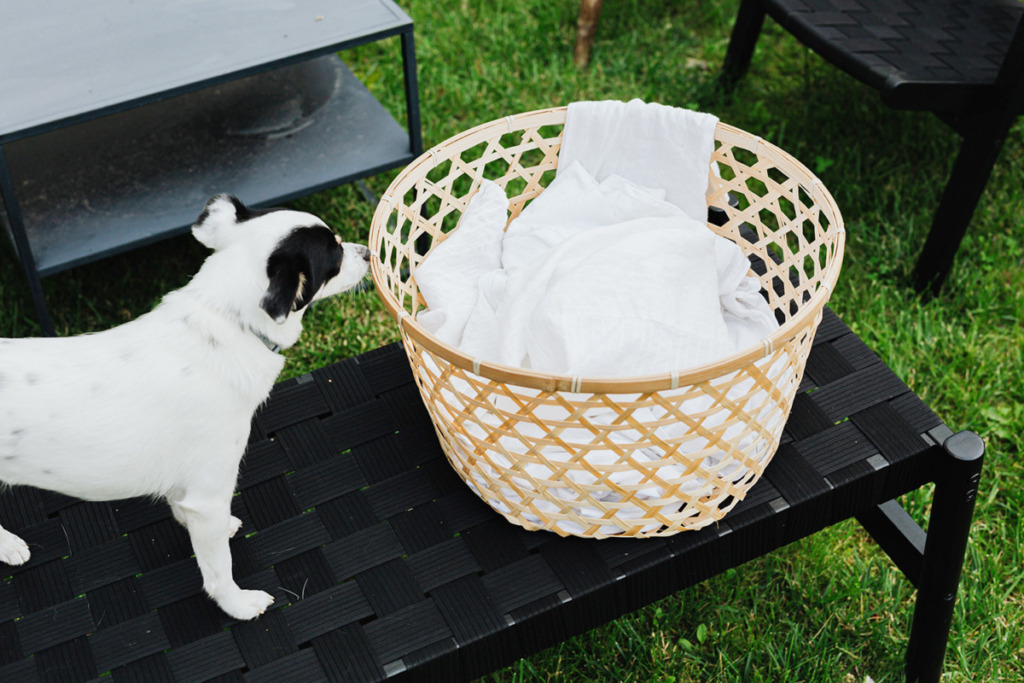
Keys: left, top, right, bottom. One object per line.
{"left": 369, "top": 105, "right": 846, "bottom": 394}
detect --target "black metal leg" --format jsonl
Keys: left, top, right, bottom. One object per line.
{"left": 401, "top": 29, "right": 424, "bottom": 157}
{"left": 399, "top": 30, "right": 430, "bottom": 258}
{"left": 0, "top": 144, "right": 56, "bottom": 336}
{"left": 905, "top": 431, "right": 985, "bottom": 683}
{"left": 912, "top": 121, "right": 1009, "bottom": 295}
{"left": 719, "top": 0, "right": 767, "bottom": 91}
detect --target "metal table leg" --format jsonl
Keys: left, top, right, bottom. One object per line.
{"left": 401, "top": 28, "right": 423, "bottom": 158}
{"left": 0, "top": 144, "right": 56, "bottom": 336}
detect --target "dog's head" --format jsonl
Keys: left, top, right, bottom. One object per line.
{"left": 191, "top": 194, "right": 369, "bottom": 327}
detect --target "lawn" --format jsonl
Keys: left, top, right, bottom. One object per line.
{"left": 1, "top": 1, "right": 1021, "bottom": 680}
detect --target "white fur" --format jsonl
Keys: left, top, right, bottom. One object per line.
{"left": 0, "top": 195, "right": 369, "bottom": 620}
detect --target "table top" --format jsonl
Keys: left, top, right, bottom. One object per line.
{"left": 0, "top": 0, "right": 412, "bottom": 142}
{"left": 0, "top": 308, "right": 950, "bottom": 681}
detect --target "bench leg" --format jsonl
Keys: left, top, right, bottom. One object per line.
{"left": 910, "top": 122, "right": 1009, "bottom": 295}
{"left": 719, "top": 0, "right": 766, "bottom": 91}
{"left": 857, "top": 499, "right": 926, "bottom": 587}
{"left": 905, "top": 431, "right": 984, "bottom": 682}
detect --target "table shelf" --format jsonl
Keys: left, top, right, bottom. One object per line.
{"left": 4, "top": 56, "right": 413, "bottom": 276}
{"left": 0, "top": 0, "right": 421, "bottom": 335}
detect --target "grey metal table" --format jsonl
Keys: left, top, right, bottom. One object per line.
{"left": 0, "top": 0, "right": 422, "bottom": 335}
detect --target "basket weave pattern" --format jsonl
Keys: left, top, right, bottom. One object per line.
{"left": 370, "top": 107, "right": 844, "bottom": 538}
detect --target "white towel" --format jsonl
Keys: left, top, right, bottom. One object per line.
{"left": 492, "top": 161, "right": 735, "bottom": 376}
{"left": 414, "top": 99, "right": 777, "bottom": 376}
{"left": 414, "top": 179, "right": 507, "bottom": 345}
{"left": 558, "top": 98, "right": 719, "bottom": 224}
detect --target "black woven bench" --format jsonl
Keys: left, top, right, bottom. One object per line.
{"left": 0, "top": 307, "right": 983, "bottom": 682}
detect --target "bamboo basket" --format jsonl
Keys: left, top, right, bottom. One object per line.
{"left": 369, "top": 106, "right": 844, "bottom": 538}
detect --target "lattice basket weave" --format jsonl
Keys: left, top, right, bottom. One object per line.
{"left": 369, "top": 106, "right": 845, "bottom": 538}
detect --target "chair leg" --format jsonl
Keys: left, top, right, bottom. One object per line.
{"left": 719, "top": 0, "right": 767, "bottom": 91}
{"left": 911, "top": 123, "right": 1009, "bottom": 294}
{"left": 904, "top": 431, "right": 984, "bottom": 683}
{"left": 574, "top": 0, "right": 604, "bottom": 69}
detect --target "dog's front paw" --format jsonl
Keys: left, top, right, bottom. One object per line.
{"left": 216, "top": 588, "right": 274, "bottom": 620}
{"left": 0, "top": 530, "right": 31, "bottom": 566}
{"left": 228, "top": 516, "right": 243, "bottom": 538}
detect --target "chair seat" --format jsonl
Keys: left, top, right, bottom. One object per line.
{"left": 764, "top": 0, "right": 1023, "bottom": 110}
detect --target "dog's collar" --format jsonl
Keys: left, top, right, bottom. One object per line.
{"left": 249, "top": 327, "right": 283, "bottom": 353}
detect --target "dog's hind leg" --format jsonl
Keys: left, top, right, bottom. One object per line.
{"left": 174, "top": 494, "right": 273, "bottom": 620}
{"left": 0, "top": 526, "right": 31, "bottom": 566}
{"left": 170, "top": 501, "right": 188, "bottom": 527}
{"left": 171, "top": 501, "right": 243, "bottom": 538}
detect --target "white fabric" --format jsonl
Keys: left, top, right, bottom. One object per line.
{"left": 419, "top": 160, "right": 778, "bottom": 377}
{"left": 492, "top": 162, "right": 736, "bottom": 375}
{"left": 559, "top": 98, "right": 719, "bottom": 223}
{"left": 414, "top": 179, "right": 507, "bottom": 344}
{"left": 410, "top": 100, "right": 784, "bottom": 534}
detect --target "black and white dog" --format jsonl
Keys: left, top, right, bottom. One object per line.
{"left": 0, "top": 194, "right": 369, "bottom": 619}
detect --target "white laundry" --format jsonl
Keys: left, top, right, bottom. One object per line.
{"left": 559, "top": 98, "right": 719, "bottom": 224}
{"left": 413, "top": 178, "right": 508, "bottom": 346}
{"left": 412, "top": 100, "right": 785, "bottom": 534}
{"left": 417, "top": 160, "right": 778, "bottom": 376}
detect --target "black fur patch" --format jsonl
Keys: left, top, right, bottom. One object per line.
{"left": 260, "top": 227, "right": 343, "bottom": 322}
{"left": 195, "top": 194, "right": 284, "bottom": 226}
{"left": 230, "top": 196, "right": 286, "bottom": 223}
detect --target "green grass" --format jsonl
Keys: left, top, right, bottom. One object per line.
{"left": 2, "top": 1, "right": 1022, "bottom": 680}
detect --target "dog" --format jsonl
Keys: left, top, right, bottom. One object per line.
{"left": 0, "top": 194, "right": 370, "bottom": 620}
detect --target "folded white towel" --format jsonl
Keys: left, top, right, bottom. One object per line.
{"left": 558, "top": 99, "right": 719, "bottom": 224}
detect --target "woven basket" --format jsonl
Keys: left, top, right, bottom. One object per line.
{"left": 369, "top": 106, "right": 844, "bottom": 538}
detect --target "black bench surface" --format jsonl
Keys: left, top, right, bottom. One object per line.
{"left": 759, "top": 0, "right": 1024, "bottom": 110}
{"left": 0, "top": 308, "right": 955, "bottom": 682}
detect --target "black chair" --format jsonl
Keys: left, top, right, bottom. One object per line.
{"left": 720, "top": 0, "right": 1024, "bottom": 294}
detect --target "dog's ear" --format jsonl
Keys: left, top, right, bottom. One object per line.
{"left": 260, "top": 227, "right": 342, "bottom": 324}
{"left": 191, "top": 194, "right": 248, "bottom": 250}
{"left": 260, "top": 255, "right": 304, "bottom": 325}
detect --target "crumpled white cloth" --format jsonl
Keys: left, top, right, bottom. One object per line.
{"left": 417, "top": 159, "right": 778, "bottom": 375}
{"left": 413, "top": 178, "right": 507, "bottom": 346}
{"left": 412, "top": 100, "right": 785, "bottom": 534}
